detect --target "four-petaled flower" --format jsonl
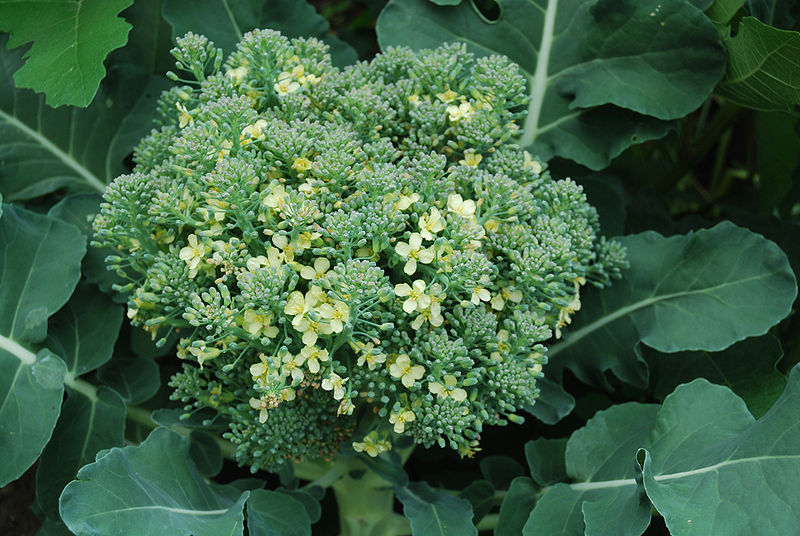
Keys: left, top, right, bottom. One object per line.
{"left": 389, "top": 354, "right": 425, "bottom": 388}
{"left": 322, "top": 372, "right": 347, "bottom": 400}
{"left": 418, "top": 207, "right": 445, "bottom": 240}
{"left": 179, "top": 234, "right": 209, "bottom": 277}
{"left": 429, "top": 375, "right": 468, "bottom": 402}
{"left": 394, "top": 280, "right": 431, "bottom": 313}
{"left": 395, "top": 233, "right": 435, "bottom": 275}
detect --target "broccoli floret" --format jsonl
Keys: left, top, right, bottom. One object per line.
{"left": 93, "top": 29, "right": 626, "bottom": 470}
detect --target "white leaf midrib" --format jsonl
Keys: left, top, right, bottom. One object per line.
{"left": 520, "top": 0, "right": 558, "bottom": 147}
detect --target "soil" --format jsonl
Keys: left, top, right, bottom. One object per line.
{"left": 0, "top": 464, "right": 42, "bottom": 536}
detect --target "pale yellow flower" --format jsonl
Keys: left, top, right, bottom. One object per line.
{"left": 322, "top": 372, "right": 347, "bottom": 400}
{"left": 395, "top": 192, "right": 420, "bottom": 211}
{"left": 352, "top": 341, "right": 387, "bottom": 370}
{"left": 389, "top": 354, "right": 425, "bottom": 388}
{"left": 428, "top": 375, "right": 467, "bottom": 402}
{"left": 447, "top": 193, "right": 476, "bottom": 218}
{"left": 225, "top": 65, "right": 248, "bottom": 84}
{"left": 352, "top": 431, "right": 391, "bottom": 457}
{"left": 292, "top": 156, "right": 313, "bottom": 172}
{"left": 263, "top": 184, "right": 287, "bottom": 210}
{"left": 241, "top": 309, "right": 279, "bottom": 338}
{"left": 436, "top": 88, "right": 458, "bottom": 103}
{"left": 491, "top": 285, "right": 524, "bottom": 311}
{"left": 281, "top": 350, "right": 305, "bottom": 383}
{"left": 176, "top": 102, "right": 193, "bottom": 128}
{"left": 418, "top": 207, "right": 445, "bottom": 240}
{"left": 446, "top": 101, "right": 475, "bottom": 122}
{"left": 523, "top": 150, "right": 543, "bottom": 174}
{"left": 249, "top": 396, "right": 270, "bottom": 423}
{"left": 178, "top": 234, "right": 209, "bottom": 277}
{"left": 395, "top": 233, "right": 435, "bottom": 275}
{"left": 459, "top": 150, "right": 482, "bottom": 167}
{"left": 389, "top": 408, "right": 415, "bottom": 433}
{"left": 300, "top": 345, "right": 329, "bottom": 374}
{"left": 300, "top": 257, "right": 330, "bottom": 281}
{"left": 394, "top": 279, "right": 431, "bottom": 314}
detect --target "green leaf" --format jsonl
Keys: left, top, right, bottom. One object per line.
{"left": 0, "top": 37, "right": 170, "bottom": 200}
{"left": 524, "top": 438, "right": 568, "bottom": 487}
{"left": 35, "top": 387, "right": 126, "bottom": 517}
{"left": 479, "top": 455, "right": 525, "bottom": 490}
{"left": 746, "top": 0, "right": 800, "bottom": 29}
{"left": 97, "top": 355, "right": 160, "bottom": 404}
{"left": 60, "top": 427, "right": 249, "bottom": 536}
{"left": 495, "top": 477, "right": 538, "bottom": 536}
{"left": 0, "top": 0, "right": 133, "bottom": 107}
{"left": 522, "top": 404, "right": 657, "bottom": 536}
{"left": 706, "top": 0, "right": 746, "bottom": 25}
{"left": 395, "top": 482, "right": 477, "bottom": 536}
{"left": 716, "top": 17, "right": 800, "bottom": 112}
{"left": 189, "top": 430, "right": 224, "bottom": 477}
{"left": 0, "top": 349, "right": 66, "bottom": 487}
{"left": 642, "top": 369, "right": 800, "bottom": 535}
{"left": 647, "top": 334, "right": 786, "bottom": 418}
{"left": 247, "top": 489, "right": 312, "bottom": 536}
{"left": 377, "top": 0, "right": 725, "bottom": 169}
{"left": 112, "top": 0, "right": 175, "bottom": 75}
{"left": 548, "top": 221, "right": 797, "bottom": 387}
{"left": 275, "top": 489, "right": 322, "bottom": 523}
{"left": 48, "top": 194, "right": 127, "bottom": 294}
{"left": 45, "top": 282, "right": 123, "bottom": 377}
{"left": 508, "top": 367, "right": 800, "bottom": 535}
{"left": 162, "top": 0, "right": 358, "bottom": 67}
{"left": 0, "top": 204, "right": 84, "bottom": 486}
{"left": 36, "top": 517, "right": 74, "bottom": 536}
{"left": 0, "top": 204, "right": 85, "bottom": 344}
{"left": 525, "top": 376, "right": 575, "bottom": 424}
{"left": 459, "top": 480, "right": 496, "bottom": 522}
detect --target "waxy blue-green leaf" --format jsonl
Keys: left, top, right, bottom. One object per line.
{"left": 523, "top": 404, "right": 657, "bottom": 536}
{"left": 548, "top": 222, "right": 797, "bottom": 388}
{"left": 60, "top": 427, "right": 249, "bottom": 536}
{"left": 479, "top": 455, "right": 525, "bottom": 491}
{"left": 706, "top": 0, "right": 746, "bottom": 25}
{"left": 647, "top": 334, "right": 786, "bottom": 418}
{"left": 525, "top": 376, "right": 575, "bottom": 424}
{"left": 716, "top": 17, "right": 800, "bottom": 112}
{"left": 45, "top": 282, "right": 123, "bottom": 377}
{"left": 0, "top": 0, "right": 133, "bottom": 107}
{"left": 642, "top": 366, "right": 800, "bottom": 535}
{"left": 0, "top": 37, "right": 169, "bottom": 200}
{"left": 377, "top": 0, "right": 724, "bottom": 169}
{"left": 163, "top": 0, "right": 357, "bottom": 67}
{"left": 0, "top": 349, "right": 66, "bottom": 487}
{"left": 247, "top": 489, "right": 312, "bottom": 536}
{"left": 48, "top": 194, "right": 127, "bottom": 294}
{"left": 495, "top": 477, "right": 538, "bottom": 536}
{"left": 36, "top": 387, "right": 126, "bottom": 517}
{"left": 747, "top": 0, "right": 800, "bottom": 29}
{"left": 396, "top": 482, "right": 478, "bottom": 536}
{"left": 97, "top": 355, "right": 160, "bottom": 404}
{"left": 0, "top": 204, "right": 84, "bottom": 485}
{"left": 507, "top": 367, "right": 800, "bottom": 535}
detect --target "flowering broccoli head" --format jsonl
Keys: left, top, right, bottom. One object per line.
{"left": 93, "top": 29, "right": 627, "bottom": 470}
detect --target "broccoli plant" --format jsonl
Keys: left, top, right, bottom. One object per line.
{"left": 92, "top": 28, "right": 625, "bottom": 512}
{"left": 1, "top": 1, "right": 799, "bottom": 535}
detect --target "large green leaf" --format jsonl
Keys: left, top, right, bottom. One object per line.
{"left": 35, "top": 386, "right": 126, "bottom": 517}
{"left": 524, "top": 404, "right": 657, "bottom": 536}
{"left": 247, "top": 489, "right": 312, "bottom": 536}
{"left": 548, "top": 221, "right": 797, "bottom": 388}
{"left": 508, "top": 367, "right": 800, "bottom": 535}
{"left": 97, "top": 355, "right": 160, "bottom": 404}
{"left": 0, "top": 36, "right": 170, "bottom": 201}
{"left": 162, "top": 0, "right": 358, "bottom": 67}
{"left": 395, "top": 482, "right": 478, "bottom": 536}
{"left": 716, "top": 17, "right": 800, "bottom": 112}
{"left": 45, "top": 282, "right": 123, "bottom": 377}
{"left": 377, "top": 0, "right": 725, "bottom": 169}
{"left": 747, "top": 0, "right": 800, "bottom": 29}
{"left": 643, "top": 368, "right": 800, "bottom": 535}
{"left": 0, "top": 0, "right": 133, "bottom": 107}
{"left": 0, "top": 204, "right": 83, "bottom": 486}
{"left": 60, "top": 427, "right": 249, "bottom": 536}
{"left": 647, "top": 334, "right": 786, "bottom": 418}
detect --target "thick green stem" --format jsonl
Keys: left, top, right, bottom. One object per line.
{"left": 330, "top": 462, "right": 409, "bottom": 536}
